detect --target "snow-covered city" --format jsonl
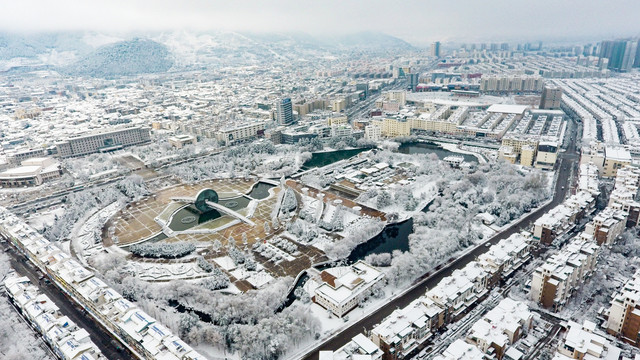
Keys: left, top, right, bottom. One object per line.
{"left": 1, "top": 2, "right": 640, "bottom": 360}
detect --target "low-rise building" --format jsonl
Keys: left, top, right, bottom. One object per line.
{"left": 0, "top": 207, "right": 206, "bottom": 360}
{"left": 0, "top": 157, "right": 62, "bottom": 188}
{"left": 477, "top": 232, "right": 531, "bottom": 286}
{"left": 6, "top": 147, "right": 47, "bottom": 165}
{"left": 426, "top": 261, "right": 489, "bottom": 322}
{"left": 327, "top": 116, "right": 348, "bottom": 127}
{"left": 554, "top": 320, "right": 621, "bottom": 360}
{"left": 168, "top": 134, "right": 196, "bottom": 148}
{"left": 313, "top": 261, "right": 385, "bottom": 318}
{"left": 370, "top": 297, "right": 443, "bottom": 360}
{"left": 363, "top": 232, "right": 533, "bottom": 360}
{"left": 466, "top": 298, "right": 533, "bottom": 359}
{"left": 434, "top": 339, "right": 490, "bottom": 360}
{"left": 3, "top": 274, "right": 105, "bottom": 360}
{"left": 319, "top": 334, "right": 383, "bottom": 360}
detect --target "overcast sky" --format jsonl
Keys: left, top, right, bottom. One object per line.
{"left": 3, "top": 0, "right": 640, "bottom": 45}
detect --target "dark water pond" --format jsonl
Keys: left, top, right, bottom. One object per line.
{"left": 398, "top": 141, "right": 478, "bottom": 163}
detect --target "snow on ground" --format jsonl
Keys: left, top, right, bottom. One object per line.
{"left": 471, "top": 222, "right": 498, "bottom": 242}
{"left": 361, "top": 177, "right": 437, "bottom": 219}
{"left": 25, "top": 206, "right": 64, "bottom": 231}
{"left": 287, "top": 271, "right": 408, "bottom": 358}
{"left": 213, "top": 256, "right": 236, "bottom": 271}
{"left": 311, "top": 234, "right": 333, "bottom": 252}
{"left": 124, "top": 261, "right": 209, "bottom": 281}
{"left": 437, "top": 142, "right": 487, "bottom": 163}
{"left": 193, "top": 343, "right": 240, "bottom": 360}
{"left": 246, "top": 270, "right": 274, "bottom": 288}
{"left": 73, "top": 201, "right": 123, "bottom": 266}
{"left": 322, "top": 203, "right": 338, "bottom": 222}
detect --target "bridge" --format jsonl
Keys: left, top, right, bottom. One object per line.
{"left": 204, "top": 200, "right": 255, "bottom": 226}
{"left": 171, "top": 187, "right": 256, "bottom": 227}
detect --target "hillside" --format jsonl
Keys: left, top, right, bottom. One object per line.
{"left": 62, "top": 38, "right": 173, "bottom": 78}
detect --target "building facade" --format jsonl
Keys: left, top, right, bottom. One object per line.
{"left": 276, "top": 98, "right": 294, "bottom": 125}
{"left": 55, "top": 126, "right": 151, "bottom": 158}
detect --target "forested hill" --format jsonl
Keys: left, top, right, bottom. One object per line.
{"left": 61, "top": 38, "right": 173, "bottom": 78}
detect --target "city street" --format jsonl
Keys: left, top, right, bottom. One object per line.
{"left": 0, "top": 240, "right": 134, "bottom": 360}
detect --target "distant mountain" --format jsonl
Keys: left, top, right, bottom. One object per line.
{"left": 0, "top": 32, "right": 91, "bottom": 60}
{"left": 62, "top": 38, "right": 174, "bottom": 78}
{"left": 323, "top": 32, "right": 414, "bottom": 50}
{"left": 238, "top": 31, "right": 414, "bottom": 51}
{"left": 0, "top": 30, "right": 413, "bottom": 74}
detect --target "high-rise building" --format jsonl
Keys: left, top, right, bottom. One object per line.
{"left": 356, "top": 83, "right": 369, "bottom": 98}
{"left": 276, "top": 98, "right": 294, "bottom": 125}
{"left": 430, "top": 41, "right": 441, "bottom": 57}
{"left": 539, "top": 86, "right": 563, "bottom": 110}
{"left": 408, "top": 73, "right": 419, "bottom": 92}
{"left": 599, "top": 39, "right": 637, "bottom": 72}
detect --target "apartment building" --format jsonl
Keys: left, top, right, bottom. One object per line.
{"left": 365, "top": 124, "right": 382, "bottom": 141}
{"left": 530, "top": 238, "right": 599, "bottom": 311}
{"left": 533, "top": 191, "right": 595, "bottom": 245}
{"left": 370, "top": 117, "right": 411, "bottom": 137}
{"left": 367, "top": 232, "right": 532, "bottom": 360}
{"left": 603, "top": 147, "right": 632, "bottom": 178}
{"left": 370, "top": 297, "right": 444, "bottom": 360}
{"left": 577, "top": 163, "right": 601, "bottom": 196}
{"left": 584, "top": 207, "right": 627, "bottom": 245}
{"left": 605, "top": 269, "right": 640, "bottom": 347}
{"left": 608, "top": 165, "right": 640, "bottom": 227}
{"left": 55, "top": 126, "right": 151, "bottom": 158}
{"left": 383, "top": 90, "right": 407, "bottom": 106}
{"left": 466, "top": 298, "right": 533, "bottom": 359}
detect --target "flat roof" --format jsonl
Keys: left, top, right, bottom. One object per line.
{"left": 487, "top": 104, "right": 529, "bottom": 114}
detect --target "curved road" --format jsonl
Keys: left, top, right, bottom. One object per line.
{"left": 300, "top": 121, "right": 579, "bottom": 360}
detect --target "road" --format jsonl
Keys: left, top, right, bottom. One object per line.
{"left": 301, "top": 121, "right": 579, "bottom": 360}
{"left": 0, "top": 240, "right": 133, "bottom": 360}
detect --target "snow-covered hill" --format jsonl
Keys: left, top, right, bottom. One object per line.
{"left": 61, "top": 38, "right": 174, "bottom": 78}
